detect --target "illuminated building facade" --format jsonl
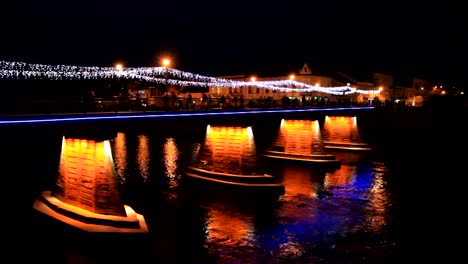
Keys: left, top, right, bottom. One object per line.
{"left": 209, "top": 63, "right": 390, "bottom": 104}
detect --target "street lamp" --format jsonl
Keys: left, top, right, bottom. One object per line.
{"left": 115, "top": 63, "right": 123, "bottom": 72}
{"left": 114, "top": 63, "right": 125, "bottom": 111}
{"left": 162, "top": 58, "right": 170, "bottom": 67}
{"left": 250, "top": 76, "right": 256, "bottom": 100}
{"left": 289, "top": 74, "right": 295, "bottom": 98}
{"left": 161, "top": 58, "right": 171, "bottom": 93}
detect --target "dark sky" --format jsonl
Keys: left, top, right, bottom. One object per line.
{"left": 1, "top": 1, "right": 466, "bottom": 87}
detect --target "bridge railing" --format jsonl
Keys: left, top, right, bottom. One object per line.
{"left": 0, "top": 95, "right": 368, "bottom": 115}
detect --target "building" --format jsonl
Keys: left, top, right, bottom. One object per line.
{"left": 128, "top": 63, "right": 432, "bottom": 109}
{"left": 209, "top": 63, "right": 387, "bottom": 106}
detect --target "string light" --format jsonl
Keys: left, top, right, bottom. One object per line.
{"left": 0, "top": 60, "right": 381, "bottom": 95}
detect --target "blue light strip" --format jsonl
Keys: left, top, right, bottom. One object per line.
{"left": 0, "top": 107, "right": 374, "bottom": 125}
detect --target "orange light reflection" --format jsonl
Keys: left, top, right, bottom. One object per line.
{"left": 137, "top": 135, "right": 150, "bottom": 182}
{"left": 281, "top": 166, "right": 325, "bottom": 198}
{"left": 206, "top": 209, "right": 254, "bottom": 247}
{"left": 163, "top": 137, "right": 179, "bottom": 188}
{"left": 113, "top": 132, "right": 128, "bottom": 184}
{"left": 366, "top": 165, "right": 389, "bottom": 232}
{"left": 324, "top": 164, "right": 356, "bottom": 188}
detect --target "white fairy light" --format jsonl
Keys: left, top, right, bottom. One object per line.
{"left": 0, "top": 60, "right": 381, "bottom": 95}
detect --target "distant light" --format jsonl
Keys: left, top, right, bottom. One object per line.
{"left": 289, "top": 74, "right": 295, "bottom": 80}
{"left": 115, "top": 64, "right": 123, "bottom": 71}
{"left": 162, "top": 58, "right": 170, "bottom": 67}
{"left": 251, "top": 77, "right": 256, "bottom": 82}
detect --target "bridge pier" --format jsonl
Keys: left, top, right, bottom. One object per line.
{"left": 33, "top": 126, "right": 148, "bottom": 233}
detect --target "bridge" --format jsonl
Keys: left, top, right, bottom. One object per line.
{"left": 2, "top": 102, "right": 458, "bottom": 234}
{"left": 19, "top": 106, "right": 374, "bottom": 233}
{"left": 1, "top": 60, "right": 448, "bottom": 235}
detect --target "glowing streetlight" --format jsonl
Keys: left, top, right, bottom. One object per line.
{"left": 115, "top": 64, "right": 123, "bottom": 71}
{"left": 162, "top": 58, "right": 171, "bottom": 67}
{"left": 161, "top": 58, "right": 171, "bottom": 94}
{"left": 288, "top": 75, "right": 296, "bottom": 98}
{"left": 249, "top": 76, "right": 256, "bottom": 100}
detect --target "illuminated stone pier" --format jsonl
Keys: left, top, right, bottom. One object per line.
{"left": 33, "top": 130, "right": 148, "bottom": 233}
{"left": 262, "top": 119, "right": 340, "bottom": 167}
{"left": 322, "top": 116, "right": 371, "bottom": 151}
{"left": 185, "top": 125, "right": 284, "bottom": 194}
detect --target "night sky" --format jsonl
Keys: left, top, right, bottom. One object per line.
{"left": 1, "top": 1, "right": 466, "bottom": 87}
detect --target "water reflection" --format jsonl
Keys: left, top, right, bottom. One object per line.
{"left": 322, "top": 158, "right": 390, "bottom": 234}
{"left": 28, "top": 124, "right": 398, "bottom": 263}
{"left": 199, "top": 195, "right": 284, "bottom": 263}
{"left": 187, "top": 122, "right": 393, "bottom": 262}
{"left": 324, "top": 164, "right": 357, "bottom": 188}
{"left": 163, "top": 137, "right": 180, "bottom": 189}
{"left": 137, "top": 134, "right": 150, "bottom": 182}
{"left": 273, "top": 168, "right": 324, "bottom": 261}
{"left": 206, "top": 208, "right": 254, "bottom": 247}
{"left": 278, "top": 166, "right": 325, "bottom": 198}
{"left": 113, "top": 132, "right": 128, "bottom": 184}
{"left": 366, "top": 163, "right": 389, "bottom": 233}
